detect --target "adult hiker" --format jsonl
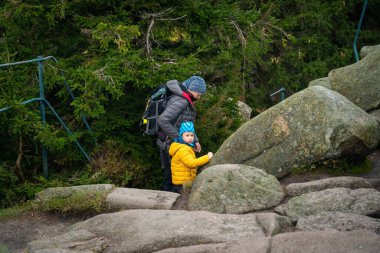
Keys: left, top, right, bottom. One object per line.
{"left": 157, "top": 76, "right": 207, "bottom": 192}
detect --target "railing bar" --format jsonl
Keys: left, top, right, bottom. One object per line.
{"left": 353, "top": 0, "right": 368, "bottom": 62}
{"left": 0, "top": 56, "right": 91, "bottom": 179}
{"left": 43, "top": 99, "right": 91, "bottom": 161}
{"left": 270, "top": 87, "right": 286, "bottom": 97}
{"left": 0, "top": 56, "right": 57, "bottom": 68}
{"left": 59, "top": 70, "right": 93, "bottom": 134}
{"left": 0, "top": 97, "right": 91, "bottom": 161}
{"left": 1, "top": 55, "right": 93, "bottom": 136}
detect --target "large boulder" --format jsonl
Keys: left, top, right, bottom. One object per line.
{"left": 286, "top": 188, "right": 380, "bottom": 221}
{"left": 297, "top": 211, "right": 380, "bottom": 234}
{"left": 360, "top": 44, "right": 380, "bottom": 59}
{"left": 269, "top": 230, "right": 380, "bottom": 253}
{"left": 237, "top": 101, "right": 252, "bottom": 122}
{"left": 308, "top": 77, "right": 331, "bottom": 89}
{"left": 33, "top": 184, "right": 114, "bottom": 212}
{"left": 28, "top": 209, "right": 278, "bottom": 253}
{"left": 328, "top": 45, "right": 380, "bottom": 111}
{"left": 105, "top": 188, "right": 179, "bottom": 211}
{"left": 156, "top": 230, "right": 380, "bottom": 253}
{"left": 34, "top": 184, "right": 114, "bottom": 202}
{"left": 32, "top": 184, "right": 115, "bottom": 213}
{"left": 369, "top": 109, "right": 380, "bottom": 124}
{"left": 285, "top": 176, "right": 373, "bottom": 197}
{"left": 188, "top": 165, "right": 284, "bottom": 214}
{"left": 208, "top": 86, "right": 379, "bottom": 178}
{"left": 28, "top": 230, "right": 105, "bottom": 253}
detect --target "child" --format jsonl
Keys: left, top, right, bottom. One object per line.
{"left": 169, "top": 121, "right": 213, "bottom": 193}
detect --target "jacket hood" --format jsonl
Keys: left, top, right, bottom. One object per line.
{"left": 169, "top": 142, "right": 187, "bottom": 157}
{"left": 166, "top": 80, "right": 194, "bottom": 106}
{"left": 166, "top": 80, "right": 185, "bottom": 96}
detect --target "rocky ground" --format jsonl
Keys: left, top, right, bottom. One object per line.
{"left": 0, "top": 211, "right": 83, "bottom": 253}
{"left": 1, "top": 150, "right": 379, "bottom": 253}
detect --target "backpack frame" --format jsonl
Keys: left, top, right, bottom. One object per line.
{"left": 141, "top": 84, "right": 171, "bottom": 136}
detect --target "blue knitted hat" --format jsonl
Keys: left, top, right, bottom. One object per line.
{"left": 182, "top": 76, "right": 206, "bottom": 94}
{"left": 176, "top": 122, "right": 195, "bottom": 147}
{"left": 179, "top": 121, "right": 195, "bottom": 137}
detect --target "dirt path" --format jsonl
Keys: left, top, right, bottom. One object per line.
{"left": 1, "top": 150, "right": 380, "bottom": 252}
{"left": 0, "top": 211, "right": 83, "bottom": 253}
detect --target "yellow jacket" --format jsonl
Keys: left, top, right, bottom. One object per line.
{"left": 169, "top": 142, "right": 210, "bottom": 185}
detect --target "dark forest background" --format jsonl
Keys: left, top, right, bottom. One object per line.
{"left": 1, "top": 0, "right": 379, "bottom": 208}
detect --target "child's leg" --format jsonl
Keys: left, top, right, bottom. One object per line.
{"left": 171, "top": 184, "right": 183, "bottom": 194}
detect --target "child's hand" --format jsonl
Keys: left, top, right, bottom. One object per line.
{"left": 207, "top": 152, "right": 213, "bottom": 159}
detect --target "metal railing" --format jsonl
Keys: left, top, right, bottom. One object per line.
{"left": 353, "top": 0, "right": 368, "bottom": 62}
{"left": 270, "top": 87, "right": 287, "bottom": 102}
{"left": 0, "top": 56, "right": 91, "bottom": 178}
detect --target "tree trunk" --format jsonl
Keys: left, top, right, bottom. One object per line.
{"left": 15, "top": 136, "right": 25, "bottom": 182}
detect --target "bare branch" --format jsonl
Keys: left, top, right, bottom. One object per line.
{"left": 230, "top": 20, "right": 247, "bottom": 93}
{"left": 141, "top": 8, "right": 174, "bottom": 19}
{"left": 95, "top": 65, "right": 116, "bottom": 87}
{"left": 157, "top": 15, "right": 187, "bottom": 21}
{"left": 146, "top": 19, "right": 155, "bottom": 57}
{"left": 15, "top": 136, "right": 25, "bottom": 182}
{"left": 80, "top": 28, "right": 92, "bottom": 35}
{"left": 265, "top": 22, "right": 291, "bottom": 39}
{"left": 142, "top": 8, "right": 186, "bottom": 58}
{"left": 230, "top": 20, "right": 247, "bottom": 47}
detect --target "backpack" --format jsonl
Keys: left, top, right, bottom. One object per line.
{"left": 141, "top": 84, "right": 172, "bottom": 136}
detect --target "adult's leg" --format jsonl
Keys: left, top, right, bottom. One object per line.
{"left": 159, "top": 148, "right": 172, "bottom": 191}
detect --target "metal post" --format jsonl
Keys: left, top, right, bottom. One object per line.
{"left": 353, "top": 0, "right": 368, "bottom": 62}
{"left": 280, "top": 89, "right": 285, "bottom": 101}
{"left": 37, "top": 56, "right": 48, "bottom": 178}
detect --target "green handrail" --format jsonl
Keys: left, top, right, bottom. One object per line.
{"left": 353, "top": 0, "right": 368, "bottom": 62}
{"left": 0, "top": 56, "right": 57, "bottom": 67}
{"left": 270, "top": 87, "right": 287, "bottom": 102}
{"left": 0, "top": 56, "right": 93, "bottom": 133}
{"left": 0, "top": 97, "right": 91, "bottom": 161}
{"left": 0, "top": 56, "right": 91, "bottom": 178}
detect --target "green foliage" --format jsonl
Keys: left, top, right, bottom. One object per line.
{"left": 32, "top": 190, "right": 109, "bottom": 215}
{"left": 87, "top": 139, "right": 148, "bottom": 187}
{"left": 196, "top": 84, "right": 242, "bottom": 153}
{"left": 0, "top": 203, "right": 32, "bottom": 220}
{"left": 92, "top": 22, "right": 140, "bottom": 54}
{"left": 0, "top": 163, "right": 69, "bottom": 208}
{"left": 0, "top": 163, "right": 19, "bottom": 208}
{"left": 292, "top": 157, "right": 373, "bottom": 176}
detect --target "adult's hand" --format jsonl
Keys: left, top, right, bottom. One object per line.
{"left": 194, "top": 143, "right": 201, "bottom": 153}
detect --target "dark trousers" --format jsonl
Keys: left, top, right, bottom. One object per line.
{"left": 171, "top": 184, "right": 183, "bottom": 194}
{"left": 159, "top": 148, "right": 172, "bottom": 191}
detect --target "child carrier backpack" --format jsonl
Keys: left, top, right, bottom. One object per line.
{"left": 141, "top": 84, "right": 172, "bottom": 136}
